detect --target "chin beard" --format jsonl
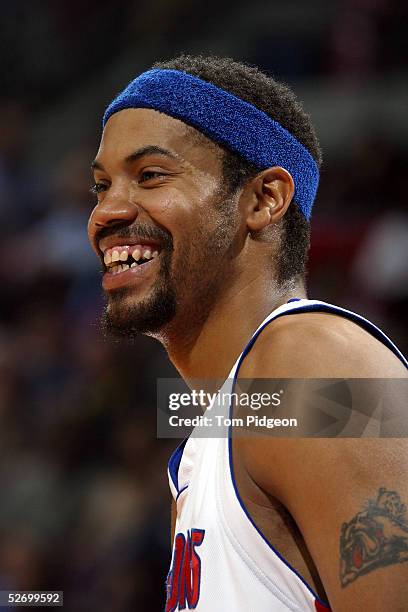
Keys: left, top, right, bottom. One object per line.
{"left": 101, "top": 250, "right": 177, "bottom": 340}
{"left": 101, "top": 284, "right": 176, "bottom": 340}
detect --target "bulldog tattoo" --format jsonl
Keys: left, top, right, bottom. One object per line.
{"left": 340, "top": 487, "right": 408, "bottom": 587}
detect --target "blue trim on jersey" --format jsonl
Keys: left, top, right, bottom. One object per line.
{"left": 227, "top": 300, "right": 408, "bottom": 610}
{"left": 176, "top": 484, "right": 189, "bottom": 502}
{"left": 273, "top": 302, "right": 407, "bottom": 368}
{"left": 168, "top": 438, "right": 188, "bottom": 494}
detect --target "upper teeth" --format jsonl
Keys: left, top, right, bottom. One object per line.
{"left": 132, "top": 248, "right": 141, "bottom": 261}
{"left": 102, "top": 244, "right": 159, "bottom": 272}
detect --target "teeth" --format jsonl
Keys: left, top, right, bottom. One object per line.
{"left": 108, "top": 263, "right": 132, "bottom": 275}
{"left": 131, "top": 262, "right": 137, "bottom": 268}
{"left": 107, "top": 246, "right": 159, "bottom": 270}
{"left": 132, "top": 248, "right": 141, "bottom": 261}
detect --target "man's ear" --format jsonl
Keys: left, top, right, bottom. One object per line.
{"left": 246, "top": 166, "right": 295, "bottom": 232}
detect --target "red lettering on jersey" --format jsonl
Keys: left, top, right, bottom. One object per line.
{"left": 166, "top": 533, "right": 186, "bottom": 611}
{"left": 315, "top": 600, "right": 331, "bottom": 611}
{"left": 166, "top": 528, "right": 205, "bottom": 611}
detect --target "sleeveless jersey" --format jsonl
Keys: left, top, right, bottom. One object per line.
{"left": 166, "top": 299, "right": 408, "bottom": 611}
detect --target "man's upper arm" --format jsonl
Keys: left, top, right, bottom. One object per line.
{"left": 248, "top": 438, "right": 408, "bottom": 611}
{"left": 240, "top": 314, "right": 408, "bottom": 609}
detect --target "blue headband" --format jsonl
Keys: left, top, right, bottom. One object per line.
{"left": 103, "top": 69, "right": 319, "bottom": 219}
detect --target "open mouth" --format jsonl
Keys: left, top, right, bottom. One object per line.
{"left": 103, "top": 244, "right": 160, "bottom": 275}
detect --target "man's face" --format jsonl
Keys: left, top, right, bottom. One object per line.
{"left": 88, "top": 108, "right": 240, "bottom": 339}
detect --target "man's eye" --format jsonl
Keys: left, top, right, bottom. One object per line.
{"left": 90, "top": 182, "right": 107, "bottom": 195}
{"left": 139, "top": 170, "right": 165, "bottom": 183}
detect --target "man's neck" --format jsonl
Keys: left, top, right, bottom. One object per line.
{"left": 163, "top": 277, "right": 306, "bottom": 385}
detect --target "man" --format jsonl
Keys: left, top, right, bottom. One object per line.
{"left": 88, "top": 55, "right": 408, "bottom": 611}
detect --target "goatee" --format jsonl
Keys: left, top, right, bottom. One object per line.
{"left": 101, "top": 249, "right": 176, "bottom": 340}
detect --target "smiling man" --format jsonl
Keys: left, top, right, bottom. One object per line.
{"left": 88, "top": 55, "right": 408, "bottom": 611}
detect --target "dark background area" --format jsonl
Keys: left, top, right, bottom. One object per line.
{"left": 0, "top": 1, "right": 407, "bottom": 610}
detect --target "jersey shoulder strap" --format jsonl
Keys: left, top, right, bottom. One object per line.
{"left": 236, "top": 298, "right": 408, "bottom": 370}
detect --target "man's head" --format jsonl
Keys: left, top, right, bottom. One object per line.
{"left": 88, "top": 55, "right": 322, "bottom": 341}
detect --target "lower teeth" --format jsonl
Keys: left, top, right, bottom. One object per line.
{"left": 109, "top": 257, "right": 154, "bottom": 274}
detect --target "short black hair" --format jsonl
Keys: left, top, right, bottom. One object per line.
{"left": 152, "top": 54, "right": 322, "bottom": 286}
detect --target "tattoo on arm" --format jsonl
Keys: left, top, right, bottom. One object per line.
{"left": 340, "top": 487, "right": 408, "bottom": 587}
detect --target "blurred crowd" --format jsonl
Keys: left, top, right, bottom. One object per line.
{"left": 0, "top": 107, "right": 177, "bottom": 610}
{"left": 0, "top": 0, "right": 407, "bottom": 610}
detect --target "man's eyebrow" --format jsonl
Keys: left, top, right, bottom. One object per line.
{"left": 124, "top": 145, "right": 182, "bottom": 165}
{"left": 91, "top": 145, "right": 182, "bottom": 172}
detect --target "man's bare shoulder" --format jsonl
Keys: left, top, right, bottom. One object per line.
{"left": 239, "top": 310, "right": 407, "bottom": 378}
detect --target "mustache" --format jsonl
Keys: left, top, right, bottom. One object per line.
{"left": 95, "top": 222, "right": 173, "bottom": 250}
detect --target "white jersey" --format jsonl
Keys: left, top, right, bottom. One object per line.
{"left": 166, "top": 299, "right": 408, "bottom": 611}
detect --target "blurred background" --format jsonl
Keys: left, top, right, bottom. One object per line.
{"left": 0, "top": 0, "right": 407, "bottom": 609}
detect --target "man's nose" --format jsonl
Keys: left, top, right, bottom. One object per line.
{"left": 90, "top": 191, "right": 139, "bottom": 230}
{"left": 88, "top": 190, "right": 139, "bottom": 249}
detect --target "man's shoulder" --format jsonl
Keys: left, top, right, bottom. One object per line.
{"left": 238, "top": 309, "right": 407, "bottom": 378}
